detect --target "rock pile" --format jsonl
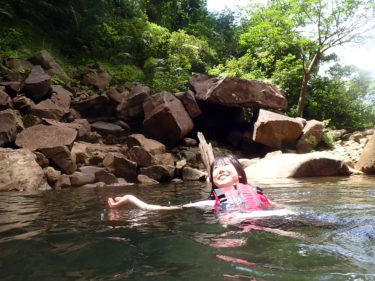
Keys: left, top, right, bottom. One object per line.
{"left": 0, "top": 50, "right": 373, "bottom": 191}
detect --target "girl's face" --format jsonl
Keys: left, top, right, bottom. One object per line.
{"left": 212, "top": 160, "right": 239, "bottom": 188}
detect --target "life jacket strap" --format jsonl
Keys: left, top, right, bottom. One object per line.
{"left": 214, "top": 188, "right": 227, "bottom": 204}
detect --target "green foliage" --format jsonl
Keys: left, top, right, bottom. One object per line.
{"left": 0, "top": 27, "right": 24, "bottom": 54}
{"left": 1, "top": 0, "right": 374, "bottom": 130}
{"left": 320, "top": 130, "right": 336, "bottom": 149}
{"left": 304, "top": 65, "right": 375, "bottom": 129}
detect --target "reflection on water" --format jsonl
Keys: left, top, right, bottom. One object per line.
{"left": 0, "top": 175, "right": 374, "bottom": 281}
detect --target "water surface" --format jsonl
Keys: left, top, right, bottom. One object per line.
{"left": 0, "top": 175, "right": 374, "bottom": 281}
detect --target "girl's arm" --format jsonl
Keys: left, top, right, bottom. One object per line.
{"left": 108, "top": 195, "right": 214, "bottom": 210}
{"left": 108, "top": 195, "right": 182, "bottom": 210}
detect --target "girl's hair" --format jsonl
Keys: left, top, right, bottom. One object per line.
{"left": 208, "top": 155, "right": 247, "bottom": 199}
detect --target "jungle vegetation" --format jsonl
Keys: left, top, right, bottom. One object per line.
{"left": 1, "top": 0, "right": 374, "bottom": 130}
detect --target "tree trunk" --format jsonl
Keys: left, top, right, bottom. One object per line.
{"left": 297, "top": 51, "right": 321, "bottom": 117}
{"left": 297, "top": 71, "right": 310, "bottom": 117}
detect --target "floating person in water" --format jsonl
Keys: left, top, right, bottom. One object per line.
{"left": 108, "top": 154, "right": 276, "bottom": 212}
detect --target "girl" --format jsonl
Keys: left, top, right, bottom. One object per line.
{"left": 107, "top": 155, "right": 275, "bottom": 211}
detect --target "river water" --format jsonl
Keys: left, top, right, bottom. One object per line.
{"left": 0, "top": 175, "right": 374, "bottom": 281}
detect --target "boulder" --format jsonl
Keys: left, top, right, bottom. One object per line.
{"left": 34, "top": 151, "right": 49, "bottom": 167}
{"left": 78, "top": 165, "right": 105, "bottom": 176}
{"left": 15, "top": 124, "right": 77, "bottom": 151}
{"left": 50, "top": 85, "right": 73, "bottom": 108}
{"left": 181, "top": 167, "right": 206, "bottom": 181}
{"left": 23, "top": 65, "right": 51, "bottom": 100}
{"left": 72, "top": 94, "right": 116, "bottom": 122}
{"left": 175, "top": 90, "right": 202, "bottom": 118}
{"left": 127, "top": 146, "right": 154, "bottom": 167}
{"left": 28, "top": 50, "right": 63, "bottom": 72}
{"left": 0, "top": 89, "right": 12, "bottom": 109}
{"left": 71, "top": 141, "right": 125, "bottom": 166}
{"left": 116, "top": 83, "right": 152, "bottom": 120}
{"left": 46, "top": 69, "right": 70, "bottom": 84}
{"left": 143, "top": 92, "right": 194, "bottom": 146}
{"left": 82, "top": 72, "right": 112, "bottom": 90}
{"left": 153, "top": 153, "right": 175, "bottom": 166}
{"left": 42, "top": 118, "right": 91, "bottom": 138}
{"left": 39, "top": 146, "right": 77, "bottom": 174}
{"left": 70, "top": 171, "right": 95, "bottom": 186}
{"left": 355, "top": 134, "right": 375, "bottom": 174}
{"left": 139, "top": 165, "right": 175, "bottom": 182}
{"left": 0, "top": 109, "right": 17, "bottom": 146}
{"left": 106, "top": 88, "right": 125, "bottom": 104}
{"left": 6, "top": 71, "right": 23, "bottom": 82}
{"left": 103, "top": 153, "right": 137, "bottom": 182}
{"left": 90, "top": 121, "right": 126, "bottom": 136}
{"left": 12, "top": 95, "right": 32, "bottom": 111}
{"left": 43, "top": 166, "right": 61, "bottom": 186}
{"left": 5, "top": 58, "right": 33, "bottom": 71}
{"left": 244, "top": 152, "right": 350, "bottom": 178}
{"left": 29, "top": 99, "right": 69, "bottom": 120}
{"left": 0, "top": 148, "right": 50, "bottom": 191}
{"left": 94, "top": 170, "right": 118, "bottom": 185}
{"left": 0, "top": 81, "right": 22, "bottom": 97}
{"left": 189, "top": 73, "right": 287, "bottom": 109}
{"left": 253, "top": 109, "right": 304, "bottom": 149}
{"left": 137, "top": 174, "right": 159, "bottom": 185}
{"left": 296, "top": 120, "right": 325, "bottom": 153}
{"left": 126, "top": 134, "right": 166, "bottom": 155}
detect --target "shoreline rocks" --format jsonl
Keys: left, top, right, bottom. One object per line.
{"left": 0, "top": 50, "right": 374, "bottom": 191}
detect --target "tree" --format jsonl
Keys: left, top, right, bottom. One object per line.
{"left": 287, "top": 0, "right": 375, "bottom": 117}
{"left": 306, "top": 64, "right": 375, "bottom": 129}
{"left": 237, "top": 0, "right": 375, "bottom": 117}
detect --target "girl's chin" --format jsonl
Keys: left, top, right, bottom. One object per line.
{"left": 215, "top": 182, "right": 235, "bottom": 188}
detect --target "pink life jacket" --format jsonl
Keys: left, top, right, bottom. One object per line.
{"left": 213, "top": 183, "right": 275, "bottom": 211}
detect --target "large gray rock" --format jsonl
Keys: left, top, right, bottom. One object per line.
{"left": 0, "top": 148, "right": 50, "bottom": 191}
{"left": 72, "top": 94, "right": 116, "bottom": 122}
{"left": 69, "top": 171, "right": 95, "bottom": 186}
{"left": 296, "top": 120, "right": 325, "bottom": 153}
{"left": 127, "top": 146, "right": 154, "bottom": 167}
{"left": 39, "top": 146, "right": 77, "bottom": 174}
{"left": 189, "top": 73, "right": 287, "bottom": 109}
{"left": 139, "top": 165, "right": 175, "bottom": 182}
{"left": 28, "top": 50, "right": 63, "bottom": 72}
{"left": 90, "top": 121, "right": 126, "bottom": 136}
{"left": 50, "top": 85, "right": 73, "bottom": 108}
{"left": 175, "top": 90, "right": 202, "bottom": 118}
{"left": 0, "top": 89, "right": 12, "bottom": 110}
{"left": 126, "top": 134, "right": 166, "bottom": 155}
{"left": 42, "top": 118, "right": 91, "bottom": 138}
{"left": 0, "top": 109, "right": 17, "bottom": 146}
{"left": 5, "top": 58, "right": 33, "bottom": 71}
{"left": 71, "top": 141, "right": 125, "bottom": 166}
{"left": 16, "top": 124, "right": 77, "bottom": 151}
{"left": 182, "top": 167, "right": 206, "bottom": 181}
{"left": 116, "top": 84, "right": 152, "bottom": 121}
{"left": 253, "top": 109, "right": 304, "bottom": 149}
{"left": 82, "top": 71, "right": 112, "bottom": 90}
{"left": 143, "top": 92, "right": 194, "bottom": 146}
{"left": 103, "top": 152, "right": 137, "bottom": 182}
{"left": 355, "top": 134, "right": 375, "bottom": 174}
{"left": 245, "top": 152, "right": 350, "bottom": 178}
{"left": 23, "top": 65, "right": 51, "bottom": 100}
{"left": 29, "top": 99, "right": 69, "bottom": 120}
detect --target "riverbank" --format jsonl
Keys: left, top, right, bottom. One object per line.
{"left": 0, "top": 50, "right": 374, "bottom": 191}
